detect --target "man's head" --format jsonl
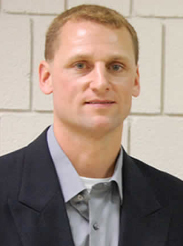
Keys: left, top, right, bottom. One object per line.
{"left": 45, "top": 4, "right": 139, "bottom": 64}
{"left": 39, "top": 5, "right": 140, "bottom": 138}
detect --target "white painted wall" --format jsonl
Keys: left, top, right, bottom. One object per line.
{"left": 0, "top": 0, "right": 183, "bottom": 179}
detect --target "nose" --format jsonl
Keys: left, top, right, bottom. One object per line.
{"left": 89, "top": 63, "right": 110, "bottom": 93}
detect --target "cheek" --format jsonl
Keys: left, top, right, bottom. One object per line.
{"left": 116, "top": 83, "right": 134, "bottom": 109}
{"left": 54, "top": 76, "right": 82, "bottom": 105}
{"left": 116, "top": 81, "right": 133, "bottom": 97}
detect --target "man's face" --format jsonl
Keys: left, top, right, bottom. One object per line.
{"left": 40, "top": 21, "right": 140, "bottom": 136}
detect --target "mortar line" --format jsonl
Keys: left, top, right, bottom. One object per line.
{"left": 3, "top": 10, "right": 183, "bottom": 19}
{"left": 130, "top": 112, "right": 161, "bottom": 116}
{"left": 64, "top": 0, "right": 68, "bottom": 10}
{"left": 0, "top": 109, "right": 53, "bottom": 114}
{"left": 0, "top": 109, "right": 32, "bottom": 113}
{"left": 0, "top": 112, "right": 2, "bottom": 154}
{"left": 127, "top": 118, "right": 131, "bottom": 155}
{"left": 4, "top": 11, "right": 57, "bottom": 16}
{"left": 160, "top": 23, "right": 166, "bottom": 115}
{"left": 130, "top": 0, "right": 134, "bottom": 16}
{"left": 29, "top": 18, "right": 34, "bottom": 111}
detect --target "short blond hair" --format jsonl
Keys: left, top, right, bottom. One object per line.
{"left": 45, "top": 5, "right": 139, "bottom": 64}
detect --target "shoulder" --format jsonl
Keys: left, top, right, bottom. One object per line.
{"left": 131, "top": 156, "right": 183, "bottom": 202}
{"left": 0, "top": 148, "right": 26, "bottom": 204}
{"left": 0, "top": 128, "right": 49, "bottom": 197}
{"left": 128, "top": 155, "right": 183, "bottom": 236}
{"left": 0, "top": 147, "right": 26, "bottom": 176}
{"left": 0, "top": 127, "right": 49, "bottom": 168}
{"left": 132, "top": 156, "right": 183, "bottom": 185}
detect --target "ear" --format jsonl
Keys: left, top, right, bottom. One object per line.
{"left": 132, "top": 65, "right": 140, "bottom": 97}
{"left": 39, "top": 60, "right": 53, "bottom": 95}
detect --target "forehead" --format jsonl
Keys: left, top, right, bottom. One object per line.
{"left": 55, "top": 20, "right": 135, "bottom": 61}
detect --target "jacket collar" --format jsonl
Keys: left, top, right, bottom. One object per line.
{"left": 122, "top": 150, "right": 162, "bottom": 217}
{"left": 119, "top": 150, "right": 170, "bottom": 246}
{"left": 19, "top": 129, "right": 162, "bottom": 215}
{"left": 9, "top": 128, "right": 75, "bottom": 246}
{"left": 9, "top": 128, "right": 170, "bottom": 246}
{"left": 18, "top": 127, "right": 61, "bottom": 212}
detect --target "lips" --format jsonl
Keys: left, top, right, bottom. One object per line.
{"left": 85, "top": 100, "right": 115, "bottom": 104}
{"left": 86, "top": 102, "right": 114, "bottom": 104}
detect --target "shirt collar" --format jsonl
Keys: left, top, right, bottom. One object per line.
{"left": 47, "top": 125, "right": 85, "bottom": 202}
{"left": 111, "top": 148, "right": 123, "bottom": 202}
{"left": 47, "top": 125, "right": 123, "bottom": 203}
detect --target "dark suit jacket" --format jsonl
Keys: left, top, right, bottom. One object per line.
{"left": 1, "top": 128, "right": 183, "bottom": 246}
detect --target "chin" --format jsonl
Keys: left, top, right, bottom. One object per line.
{"left": 84, "top": 117, "right": 122, "bottom": 134}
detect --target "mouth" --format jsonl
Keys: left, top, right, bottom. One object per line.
{"left": 85, "top": 101, "right": 115, "bottom": 104}
{"left": 85, "top": 100, "right": 116, "bottom": 104}
{"left": 84, "top": 100, "right": 116, "bottom": 108}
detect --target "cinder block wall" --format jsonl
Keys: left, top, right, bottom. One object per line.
{"left": 0, "top": 0, "right": 183, "bottom": 179}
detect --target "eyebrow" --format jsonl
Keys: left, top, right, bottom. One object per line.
{"left": 67, "top": 54, "right": 92, "bottom": 62}
{"left": 67, "top": 54, "right": 131, "bottom": 63}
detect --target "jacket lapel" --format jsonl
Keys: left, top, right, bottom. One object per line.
{"left": 8, "top": 129, "right": 171, "bottom": 246}
{"left": 8, "top": 129, "right": 75, "bottom": 246}
{"left": 119, "top": 151, "right": 170, "bottom": 246}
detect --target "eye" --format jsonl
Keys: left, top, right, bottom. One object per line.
{"left": 74, "top": 62, "right": 87, "bottom": 70}
{"left": 109, "top": 63, "right": 123, "bottom": 72}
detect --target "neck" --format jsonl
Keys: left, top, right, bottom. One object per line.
{"left": 53, "top": 122, "right": 123, "bottom": 178}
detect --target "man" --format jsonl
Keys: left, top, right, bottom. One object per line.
{"left": 0, "top": 4, "right": 183, "bottom": 246}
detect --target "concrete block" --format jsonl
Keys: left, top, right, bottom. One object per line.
{"left": 67, "top": 0, "right": 130, "bottom": 16}
{"left": 121, "top": 118, "right": 129, "bottom": 151}
{"left": 130, "top": 116, "right": 183, "bottom": 179}
{"left": 133, "top": 0, "right": 183, "bottom": 17}
{"left": 130, "top": 19, "right": 162, "bottom": 113}
{"left": 0, "top": 15, "right": 30, "bottom": 110}
{"left": 32, "top": 16, "right": 54, "bottom": 111}
{"left": 2, "top": 0, "right": 65, "bottom": 14}
{"left": 0, "top": 113, "right": 53, "bottom": 155}
{"left": 164, "top": 20, "right": 183, "bottom": 114}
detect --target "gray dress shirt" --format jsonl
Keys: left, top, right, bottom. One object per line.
{"left": 47, "top": 125, "right": 123, "bottom": 246}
